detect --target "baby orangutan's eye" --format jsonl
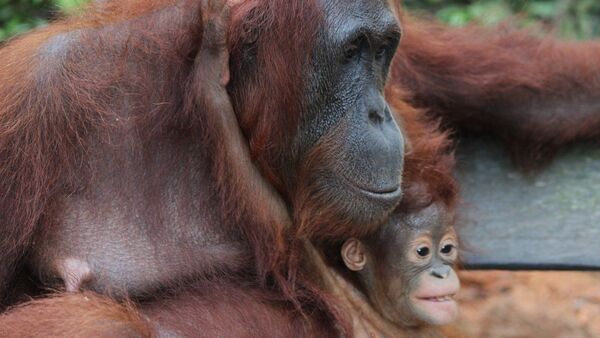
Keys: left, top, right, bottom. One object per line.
{"left": 440, "top": 244, "right": 454, "bottom": 255}
{"left": 416, "top": 246, "right": 430, "bottom": 257}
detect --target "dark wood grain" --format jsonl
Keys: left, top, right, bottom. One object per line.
{"left": 455, "top": 136, "right": 600, "bottom": 270}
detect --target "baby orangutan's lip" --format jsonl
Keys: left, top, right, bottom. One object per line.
{"left": 414, "top": 283, "right": 459, "bottom": 303}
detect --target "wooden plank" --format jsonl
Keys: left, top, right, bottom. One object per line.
{"left": 455, "top": 136, "right": 600, "bottom": 270}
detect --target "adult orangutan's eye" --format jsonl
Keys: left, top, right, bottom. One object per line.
{"left": 375, "top": 47, "right": 386, "bottom": 60}
{"left": 343, "top": 36, "right": 365, "bottom": 62}
{"left": 416, "top": 246, "right": 430, "bottom": 257}
{"left": 376, "top": 40, "right": 391, "bottom": 58}
{"left": 343, "top": 44, "right": 359, "bottom": 62}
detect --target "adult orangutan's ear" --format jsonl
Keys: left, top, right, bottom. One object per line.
{"left": 341, "top": 238, "right": 367, "bottom": 271}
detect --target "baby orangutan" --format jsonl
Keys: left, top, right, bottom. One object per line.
{"left": 341, "top": 203, "right": 460, "bottom": 328}
{"left": 313, "top": 203, "right": 460, "bottom": 337}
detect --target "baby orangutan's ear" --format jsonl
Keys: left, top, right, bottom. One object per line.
{"left": 341, "top": 238, "right": 367, "bottom": 271}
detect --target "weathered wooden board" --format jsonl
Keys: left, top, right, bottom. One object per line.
{"left": 455, "top": 136, "right": 600, "bottom": 270}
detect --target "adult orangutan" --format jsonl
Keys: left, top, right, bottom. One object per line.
{"left": 0, "top": 18, "right": 460, "bottom": 335}
{"left": 0, "top": 0, "right": 405, "bottom": 302}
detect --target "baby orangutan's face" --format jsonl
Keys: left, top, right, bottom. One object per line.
{"left": 341, "top": 204, "right": 460, "bottom": 327}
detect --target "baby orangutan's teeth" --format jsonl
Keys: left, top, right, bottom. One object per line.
{"left": 427, "top": 296, "right": 452, "bottom": 302}
{"left": 420, "top": 294, "right": 455, "bottom": 302}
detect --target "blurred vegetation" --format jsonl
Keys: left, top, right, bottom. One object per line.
{"left": 0, "top": 0, "right": 84, "bottom": 41}
{"left": 0, "top": 0, "right": 599, "bottom": 41}
{"left": 404, "top": 0, "right": 600, "bottom": 39}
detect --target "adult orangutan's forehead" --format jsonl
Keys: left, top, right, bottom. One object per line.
{"left": 320, "top": 0, "right": 400, "bottom": 41}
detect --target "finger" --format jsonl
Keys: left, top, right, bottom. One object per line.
{"left": 201, "top": 0, "right": 231, "bottom": 52}
{"left": 202, "top": 0, "right": 229, "bottom": 22}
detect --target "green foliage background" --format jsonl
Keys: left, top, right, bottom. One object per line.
{"left": 405, "top": 0, "right": 600, "bottom": 39}
{"left": 0, "top": 0, "right": 599, "bottom": 41}
{"left": 0, "top": 0, "right": 84, "bottom": 40}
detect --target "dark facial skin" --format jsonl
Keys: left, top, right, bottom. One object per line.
{"left": 341, "top": 204, "right": 460, "bottom": 327}
{"left": 290, "top": 0, "right": 405, "bottom": 226}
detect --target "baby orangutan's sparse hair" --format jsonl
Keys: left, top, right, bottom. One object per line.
{"left": 340, "top": 203, "right": 460, "bottom": 328}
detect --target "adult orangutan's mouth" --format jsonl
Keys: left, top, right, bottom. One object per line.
{"left": 363, "top": 184, "right": 400, "bottom": 194}
{"left": 352, "top": 182, "right": 402, "bottom": 201}
{"left": 341, "top": 174, "right": 401, "bottom": 199}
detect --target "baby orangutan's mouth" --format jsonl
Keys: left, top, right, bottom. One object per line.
{"left": 412, "top": 292, "right": 459, "bottom": 325}
{"left": 418, "top": 294, "right": 456, "bottom": 302}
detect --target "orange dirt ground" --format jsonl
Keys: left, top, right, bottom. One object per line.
{"left": 442, "top": 271, "right": 600, "bottom": 338}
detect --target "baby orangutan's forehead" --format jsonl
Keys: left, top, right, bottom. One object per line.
{"left": 398, "top": 203, "right": 450, "bottom": 234}
{"left": 373, "top": 203, "right": 454, "bottom": 250}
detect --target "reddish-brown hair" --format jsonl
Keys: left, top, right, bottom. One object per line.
{"left": 393, "top": 14, "right": 600, "bottom": 167}
{"left": 0, "top": 292, "right": 152, "bottom": 338}
{"left": 0, "top": 0, "right": 323, "bottom": 303}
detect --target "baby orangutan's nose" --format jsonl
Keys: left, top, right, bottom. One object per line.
{"left": 431, "top": 265, "right": 451, "bottom": 279}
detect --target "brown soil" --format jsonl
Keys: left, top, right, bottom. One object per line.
{"left": 442, "top": 271, "right": 600, "bottom": 338}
